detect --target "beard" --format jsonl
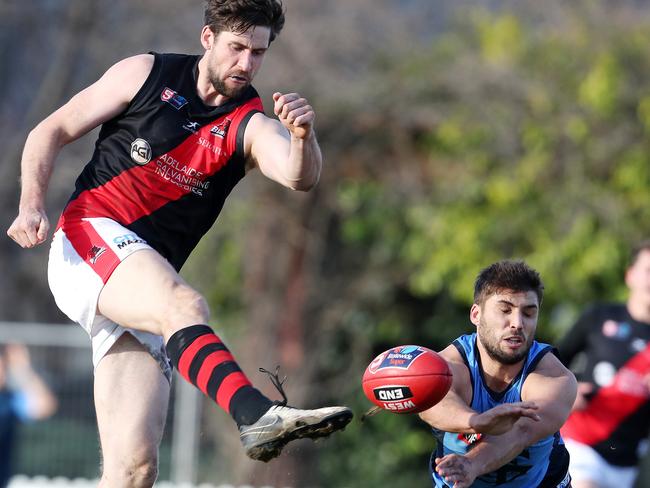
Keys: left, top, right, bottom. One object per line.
{"left": 477, "top": 320, "right": 532, "bottom": 365}
{"left": 208, "top": 67, "right": 250, "bottom": 99}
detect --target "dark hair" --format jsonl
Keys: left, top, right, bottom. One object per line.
{"left": 204, "top": 0, "right": 285, "bottom": 44}
{"left": 629, "top": 239, "right": 650, "bottom": 267}
{"left": 473, "top": 260, "right": 544, "bottom": 306}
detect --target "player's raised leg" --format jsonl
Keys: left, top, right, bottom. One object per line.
{"left": 95, "top": 333, "right": 169, "bottom": 488}
{"left": 98, "top": 248, "right": 352, "bottom": 461}
{"left": 97, "top": 248, "right": 276, "bottom": 426}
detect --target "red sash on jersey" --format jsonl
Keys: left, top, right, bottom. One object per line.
{"left": 561, "top": 344, "right": 650, "bottom": 445}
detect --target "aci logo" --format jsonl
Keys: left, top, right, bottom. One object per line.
{"left": 161, "top": 87, "right": 188, "bottom": 110}
{"left": 130, "top": 138, "right": 152, "bottom": 165}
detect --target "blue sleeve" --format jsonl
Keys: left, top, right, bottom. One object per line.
{"left": 10, "top": 391, "right": 31, "bottom": 422}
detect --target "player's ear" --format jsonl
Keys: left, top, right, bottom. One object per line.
{"left": 624, "top": 265, "right": 637, "bottom": 290}
{"left": 469, "top": 303, "right": 481, "bottom": 327}
{"left": 201, "top": 25, "right": 215, "bottom": 50}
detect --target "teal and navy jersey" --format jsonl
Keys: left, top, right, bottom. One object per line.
{"left": 430, "top": 333, "right": 570, "bottom": 488}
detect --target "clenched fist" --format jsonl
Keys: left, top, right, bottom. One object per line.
{"left": 273, "top": 92, "right": 315, "bottom": 140}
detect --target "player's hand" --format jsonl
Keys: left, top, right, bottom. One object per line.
{"left": 7, "top": 207, "right": 50, "bottom": 248}
{"left": 468, "top": 401, "right": 540, "bottom": 435}
{"left": 435, "top": 454, "right": 478, "bottom": 488}
{"left": 572, "top": 382, "right": 595, "bottom": 411}
{"left": 273, "top": 92, "right": 314, "bottom": 140}
{"left": 5, "top": 344, "right": 32, "bottom": 371}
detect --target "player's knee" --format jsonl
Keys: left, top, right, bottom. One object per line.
{"left": 103, "top": 457, "right": 158, "bottom": 488}
{"left": 165, "top": 283, "right": 209, "bottom": 327}
{"left": 131, "top": 459, "right": 158, "bottom": 488}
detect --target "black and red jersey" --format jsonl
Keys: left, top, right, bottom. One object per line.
{"left": 57, "top": 52, "right": 263, "bottom": 270}
{"left": 558, "top": 303, "right": 650, "bottom": 466}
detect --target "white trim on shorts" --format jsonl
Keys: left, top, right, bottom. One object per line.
{"left": 564, "top": 438, "right": 638, "bottom": 488}
{"left": 48, "top": 217, "right": 171, "bottom": 380}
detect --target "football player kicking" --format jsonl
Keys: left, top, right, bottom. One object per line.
{"left": 419, "top": 260, "right": 576, "bottom": 488}
{"left": 7, "top": 1, "right": 352, "bottom": 486}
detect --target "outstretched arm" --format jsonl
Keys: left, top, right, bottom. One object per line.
{"left": 245, "top": 92, "right": 322, "bottom": 191}
{"left": 7, "top": 54, "right": 154, "bottom": 248}
{"left": 434, "top": 353, "right": 577, "bottom": 488}
{"left": 418, "top": 346, "right": 540, "bottom": 435}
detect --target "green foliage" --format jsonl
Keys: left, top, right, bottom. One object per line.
{"left": 193, "top": 3, "right": 650, "bottom": 486}
{"left": 183, "top": 202, "right": 253, "bottom": 337}
{"left": 318, "top": 5, "right": 650, "bottom": 486}
{"left": 333, "top": 6, "right": 650, "bottom": 329}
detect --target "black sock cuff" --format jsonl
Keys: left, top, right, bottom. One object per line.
{"left": 166, "top": 324, "right": 214, "bottom": 367}
{"left": 230, "top": 386, "right": 273, "bottom": 427}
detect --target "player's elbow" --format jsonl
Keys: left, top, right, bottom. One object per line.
{"left": 417, "top": 411, "right": 432, "bottom": 426}
{"left": 566, "top": 372, "right": 578, "bottom": 409}
{"left": 512, "top": 420, "right": 546, "bottom": 447}
{"left": 30, "top": 118, "right": 69, "bottom": 148}
{"left": 516, "top": 415, "right": 563, "bottom": 446}
{"left": 289, "top": 180, "right": 316, "bottom": 192}
{"left": 286, "top": 174, "right": 319, "bottom": 192}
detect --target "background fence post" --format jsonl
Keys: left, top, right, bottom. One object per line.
{"left": 171, "top": 375, "right": 202, "bottom": 484}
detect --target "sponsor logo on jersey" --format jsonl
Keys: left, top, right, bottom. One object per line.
{"left": 210, "top": 118, "right": 231, "bottom": 138}
{"left": 370, "top": 346, "right": 426, "bottom": 372}
{"left": 113, "top": 233, "right": 147, "bottom": 250}
{"left": 457, "top": 432, "right": 483, "bottom": 445}
{"left": 131, "top": 138, "right": 152, "bottom": 165}
{"left": 602, "top": 320, "right": 631, "bottom": 340}
{"left": 614, "top": 367, "right": 650, "bottom": 398}
{"left": 197, "top": 136, "right": 223, "bottom": 156}
{"left": 373, "top": 386, "right": 413, "bottom": 402}
{"left": 160, "top": 87, "right": 188, "bottom": 110}
{"left": 87, "top": 245, "right": 106, "bottom": 265}
{"left": 154, "top": 153, "right": 211, "bottom": 196}
{"left": 557, "top": 471, "right": 571, "bottom": 488}
{"left": 593, "top": 360, "right": 616, "bottom": 387}
{"left": 183, "top": 120, "right": 200, "bottom": 133}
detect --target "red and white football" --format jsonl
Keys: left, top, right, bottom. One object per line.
{"left": 362, "top": 345, "right": 453, "bottom": 414}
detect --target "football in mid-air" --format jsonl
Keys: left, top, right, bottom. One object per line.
{"left": 362, "top": 345, "right": 453, "bottom": 414}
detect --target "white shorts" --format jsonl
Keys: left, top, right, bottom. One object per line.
{"left": 48, "top": 217, "right": 171, "bottom": 380}
{"left": 565, "top": 438, "right": 638, "bottom": 488}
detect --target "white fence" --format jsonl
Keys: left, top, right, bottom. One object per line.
{"left": 0, "top": 322, "right": 201, "bottom": 485}
{"left": 8, "top": 476, "right": 278, "bottom": 488}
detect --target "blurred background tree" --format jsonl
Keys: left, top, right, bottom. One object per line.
{"left": 2, "top": 0, "right": 650, "bottom": 487}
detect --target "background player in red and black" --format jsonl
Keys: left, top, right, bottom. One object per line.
{"left": 7, "top": 1, "right": 352, "bottom": 486}
{"left": 558, "top": 240, "right": 650, "bottom": 488}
